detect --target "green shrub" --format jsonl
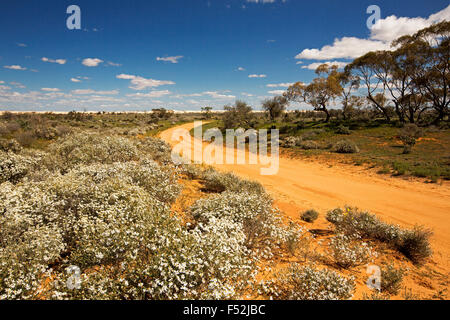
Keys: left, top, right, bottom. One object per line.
{"left": 201, "top": 169, "right": 264, "bottom": 194}
{"left": 333, "top": 140, "right": 360, "bottom": 154}
{"left": 326, "top": 207, "right": 432, "bottom": 264}
{"left": 399, "top": 124, "right": 423, "bottom": 154}
{"left": 301, "top": 209, "right": 319, "bottom": 223}
{"left": 335, "top": 125, "right": 351, "bottom": 135}
{"left": 299, "top": 140, "right": 319, "bottom": 150}
{"left": 381, "top": 265, "right": 403, "bottom": 295}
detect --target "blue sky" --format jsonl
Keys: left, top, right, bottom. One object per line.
{"left": 0, "top": 0, "right": 449, "bottom": 112}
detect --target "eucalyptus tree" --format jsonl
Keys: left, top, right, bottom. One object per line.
{"left": 393, "top": 21, "right": 450, "bottom": 124}
{"left": 285, "top": 64, "right": 343, "bottom": 122}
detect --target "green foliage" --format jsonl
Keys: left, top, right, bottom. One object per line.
{"left": 332, "top": 140, "right": 360, "bottom": 153}
{"left": 381, "top": 265, "right": 404, "bottom": 295}
{"left": 326, "top": 207, "right": 432, "bottom": 264}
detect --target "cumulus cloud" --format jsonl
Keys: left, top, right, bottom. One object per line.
{"left": 82, "top": 58, "right": 103, "bottom": 67}
{"left": 107, "top": 61, "right": 122, "bottom": 67}
{"left": 42, "top": 57, "right": 67, "bottom": 65}
{"left": 295, "top": 5, "right": 450, "bottom": 61}
{"left": 127, "top": 90, "right": 171, "bottom": 98}
{"left": 267, "top": 82, "right": 294, "bottom": 88}
{"left": 268, "top": 90, "right": 286, "bottom": 95}
{"left": 237, "top": 67, "right": 246, "bottom": 71}
{"left": 116, "top": 74, "right": 175, "bottom": 90}
{"left": 248, "top": 74, "right": 267, "bottom": 78}
{"left": 202, "top": 91, "right": 235, "bottom": 99}
{"left": 72, "top": 89, "right": 119, "bottom": 95}
{"left": 41, "top": 88, "right": 60, "bottom": 92}
{"left": 301, "top": 61, "right": 348, "bottom": 70}
{"left": 71, "top": 78, "right": 81, "bottom": 83}
{"left": 4, "top": 65, "right": 27, "bottom": 71}
{"left": 156, "top": 56, "right": 184, "bottom": 64}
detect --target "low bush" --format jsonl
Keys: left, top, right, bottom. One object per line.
{"left": 190, "top": 191, "right": 301, "bottom": 256}
{"left": 259, "top": 264, "right": 355, "bottom": 300}
{"left": 0, "top": 151, "right": 35, "bottom": 184}
{"left": 335, "top": 125, "right": 351, "bottom": 135}
{"left": 48, "top": 133, "right": 139, "bottom": 170}
{"left": 332, "top": 140, "right": 360, "bottom": 154}
{"left": 0, "top": 139, "right": 22, "bottom": 153}
{"left": 381, "top": 264, "right": 403, "bottom": 295}
{"left": 328, "top": 234, "right": 373, "bottom": 269}
{"left": 299, "top": 140, "right": 319, "bottom": 150}
{"left": 201, "top": 169, "right": 265, "bottom": 195}
{"left": 399, "top": 124, "right": 423, "bottom": 154}
{"left": 326, "top": 207, "right": 432, "bottom": 264}
{"left": 301, "top": 209, "right": 319, "bottom": 223}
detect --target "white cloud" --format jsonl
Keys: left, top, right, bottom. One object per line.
{"left": 295, "top": 5, "right": 450, "bottom": 61}
{"left": 10, "top": 82, "right": 26, "bottom": 89}
{"left": 268, "top": 90, "right": 286, "bottom": 95}
{"left": 295, "top": 37, "right": 391, "bottom": 60}
{"left": 41, "top": 88, "right": 60, "bottom": 92}
{"left": 301, "top": 61, "right": 348, "bottom": 70}
{"left": 156, "top": 56, "right": 184, "bottom": 64}
{"left": 370, "top": 5, "right": 450, "bottom": 42}
{"left": 202, "top": 91, "right": 235, "bottom": 99}
{"left": 71, "top": 78, "right": 81, "bottom": 83}
{"left": 41, "top": 57, "right": 67, "bottom": 65}
{"left": 246, "top": 0, "right": 276, "bottom": 3}
{"left": 267, "top": 82, "right": 294, "bottom": 88}
{"left": 72, "top": 89, "right": 119, "bottom": 95}
{"left": 107, "top": 61, "right": 122, "bottom": 67}
{"left": 242, "top": 92, "right": 254, "bottom": 97}
{"left": 248, "top": 74, "right": 267, "bottom": 78}
{"left": 0, "top": 81, "right": 4, "bottom": 84}
{"left": 82, "top": 58, "right": 103, "bottom": 67}
{"left": 116, "top": 74, "right": 175, "bottom": 90}
{"left": 237, "top": 67, "right": 246, "bottom": 71}
{"left": 4, "top": 65, "right": 27, "bottom": 71}
{"left": 127, "top": 90, "right": 171, "bottom": 98}
{"left": 17, "top": 43, "right": 27, "bottom": 47}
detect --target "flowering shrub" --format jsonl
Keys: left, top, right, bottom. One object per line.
{"left": 48, "top": 133, "right": 139, "bottom": 170}
{"left": 259, "top": 264, "right": 355, "bottom": 300}
{"left": 190, "top": 192, "right": 302, "bottom": 256}
{"left": 328, "top": 234, "right": 374, "bottom": 269}
{"left": 326, "top": 207, "right": 432, "bottom": 264}
{"left": 0, "top": 151, "right": 35, "bottom": 184}
{"left": 201, "top": 169, "right": 265, "bottom": 194}
{"left": 0, "top": 139, "right": 22, "bottom": 153}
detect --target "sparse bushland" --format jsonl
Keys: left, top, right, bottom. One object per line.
{"left": 326, "top": 207, "right": 432, "bottom": 264}
{"left": 259, "top": 264, "right": 355, "bottom": 300}
{"left": 0, "top": 122, "right": 305, "bottom": 300}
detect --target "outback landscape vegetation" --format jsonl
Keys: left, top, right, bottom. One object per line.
{"left": 0, "top": 1, "right": 449, "bottom": 302}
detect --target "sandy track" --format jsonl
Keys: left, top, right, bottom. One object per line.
{"left": 160, "top": 122, "right": 450, "bottom": 271}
